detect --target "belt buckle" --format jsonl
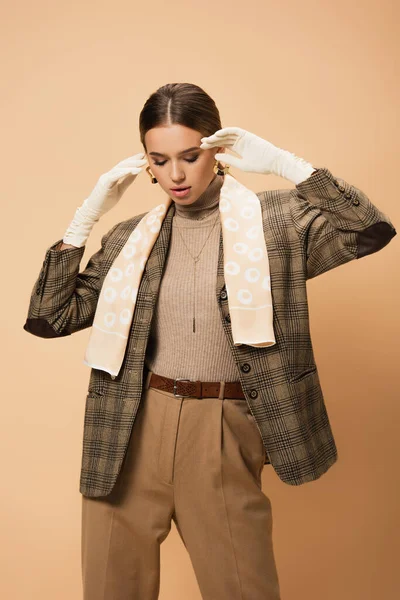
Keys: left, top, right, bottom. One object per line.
{"left": 173, "top": 378, "right": 195, "bottom": 398}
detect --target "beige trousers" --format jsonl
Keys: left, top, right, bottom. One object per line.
{"left": 81, "top": 370, "right": 281, "bottom": 599}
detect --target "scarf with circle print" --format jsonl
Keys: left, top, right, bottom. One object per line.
{"left": 84, "top": 173, "right": 276, "bottom": 378}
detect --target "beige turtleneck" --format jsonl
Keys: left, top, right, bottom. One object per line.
{"left": 144, "top": 173, "right": 240, "bottom": 382}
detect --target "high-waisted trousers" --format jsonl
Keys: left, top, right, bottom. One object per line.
{"left": 81, "top": 370, "right": 282, "bottom": 599}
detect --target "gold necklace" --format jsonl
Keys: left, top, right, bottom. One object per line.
{"left": 174, "top": 210, "right": 220, "bottom": 333}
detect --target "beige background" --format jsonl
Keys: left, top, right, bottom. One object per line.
{"left": 1, "top": 0, "right": 399, "bottom": 598}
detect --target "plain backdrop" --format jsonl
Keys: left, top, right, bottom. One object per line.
{"left": 2, "top": 1, "right": 399, "bottom": 598}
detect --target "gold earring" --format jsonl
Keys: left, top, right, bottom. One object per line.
{"left": 213, "top": 159, "right": 230, "bottom": 176}
{"left": 146, "top": 165, "right": 158, "bottom": 184}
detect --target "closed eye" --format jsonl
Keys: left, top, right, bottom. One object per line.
{"left": 153, "top": 156, "right": 199, "bottom": 166}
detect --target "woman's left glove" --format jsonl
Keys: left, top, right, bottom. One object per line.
{"left": 199, "top": 126, "right": 316, "bottom": 185}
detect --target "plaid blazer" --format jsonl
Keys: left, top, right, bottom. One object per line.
{"left": 23, "top": 167, "right": 397, "bottom": 497}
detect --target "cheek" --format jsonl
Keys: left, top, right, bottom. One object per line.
{"left": 153, "top": 167, "right": 167, "bottom": 182}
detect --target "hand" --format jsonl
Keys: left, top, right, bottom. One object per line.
{"left": 63, "top": 153, "right": 148, "bottom": 247}
{"left": 84, "top": 153, "right": 148, "bottom": 220}
{"left": 200, "top": 126, "right": 315, "bottom": 184}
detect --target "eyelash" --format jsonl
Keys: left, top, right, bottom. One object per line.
{"left": 153, "top": 156, "right": 199, "bottom": 166}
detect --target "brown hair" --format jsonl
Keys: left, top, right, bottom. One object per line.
{"left": 139, "top": 82, "right": 223, "bottom": 165}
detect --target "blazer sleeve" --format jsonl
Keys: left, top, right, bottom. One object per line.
{"left": 288, "top": 166, "right": 397, "bottom": 280}
{"left": 23, "top": 222, "right": 120, "bottom": 338}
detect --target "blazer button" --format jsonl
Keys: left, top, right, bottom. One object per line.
{"left": 352, "top": 199, "right": 360, "bottom": 206}
{"left": 220, "top": 290, "right": 227, "bottom": 300}
{"left": 241, "top": 363, "right": 251, "bottom": 373}
{"left": 338, "top": 185, "right": 345, "bottom": 192}
{"left": 344, "top": 192, "right": 352, "bottom": 199}
{"left": 249, "top": 389, "right": 258, "bottom": 399}
{"left": 225, "top": 314, "right": 231, "bottom": 323}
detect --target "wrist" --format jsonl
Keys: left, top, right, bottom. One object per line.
{"left": 63, "top": 205, "right": 99, "bottom": 247}
{"left": 274, "top": 149, "right": 316, "bottom": 185}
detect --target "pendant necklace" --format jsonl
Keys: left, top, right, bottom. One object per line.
{"left": 174, "top": 209, "right": 220, "bottom": 333}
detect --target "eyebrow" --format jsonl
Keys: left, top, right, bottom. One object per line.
{"left": 148, "top": 146, "right": 200, "bottom": 157}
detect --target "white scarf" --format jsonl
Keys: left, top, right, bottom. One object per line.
{"left": 84, "top": 173, "right": 276, "bottom": 377}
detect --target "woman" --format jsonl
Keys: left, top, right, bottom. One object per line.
{"left": 24, "top": 82, "right": 396, "bottom": 600}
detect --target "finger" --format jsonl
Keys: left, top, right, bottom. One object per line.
{"left": 117, "top": 167, "right": 143, "bottom": 177}
{"left": 200, "top": 137, "right": 237, "bottom": 149}
{"left": 121, "top": 157, "right": 148, "bottom": 167}
{"left": 200, "top": 134, "right": 237, "bottom": 145}
{"left": 114, "top": 155, "right": 147, "bottom": 168}
{"left": 109, "top": 160, "right": 147, "bottom": 177}
{"left": 203, "top": 126, "right": 243, "bottom": 139}
{"left": 214, "top": 153, "right": 242, "bottom": 169}
{"left": 106, "top": 167, "right": 143, "bottom": 185}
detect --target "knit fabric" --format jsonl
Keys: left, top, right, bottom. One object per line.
{"left": 145, "top": 174, "right": 241, "bottom": 381}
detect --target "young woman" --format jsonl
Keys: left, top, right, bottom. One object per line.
{"left": 24, "top": 82, "right": 396, "bottom": 600}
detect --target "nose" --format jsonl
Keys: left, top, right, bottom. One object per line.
{"left": 170, "top": 162, "right": 186, "bottom": 182}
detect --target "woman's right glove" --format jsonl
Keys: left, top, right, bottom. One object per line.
{"left": 63, "top": 153, "right": 148, "bottom": 247}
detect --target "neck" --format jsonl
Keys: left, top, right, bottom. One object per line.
{"left": 173, "top": 173, "right": 224, "bottom": 220}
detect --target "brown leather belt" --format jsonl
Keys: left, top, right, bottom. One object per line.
{"left": 148, "top": 372, "right": 246, "bottom": 399}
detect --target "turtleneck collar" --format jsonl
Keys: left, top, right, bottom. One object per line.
{"left": 173, "top": 173, "right": 224, "bottom": 221}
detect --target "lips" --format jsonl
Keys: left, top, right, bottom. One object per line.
{"left": 171, "top": 186, "right": 191, "bottom": 198}
{"left": 171, "top": 186, "right": 190, "bottom": 190}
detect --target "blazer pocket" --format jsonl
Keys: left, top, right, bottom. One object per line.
{"left": 88, "top": 368, "right": 105, "bottom": 396}
{"left": 289, "top": 365, "right": 317, "bottom": 384}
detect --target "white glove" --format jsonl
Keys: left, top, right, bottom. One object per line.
{"left": 200, "top": 127, "right": 316, "bottom": 185}
{"left": 63, "top": 153, "right": 148, "bottom": 247}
